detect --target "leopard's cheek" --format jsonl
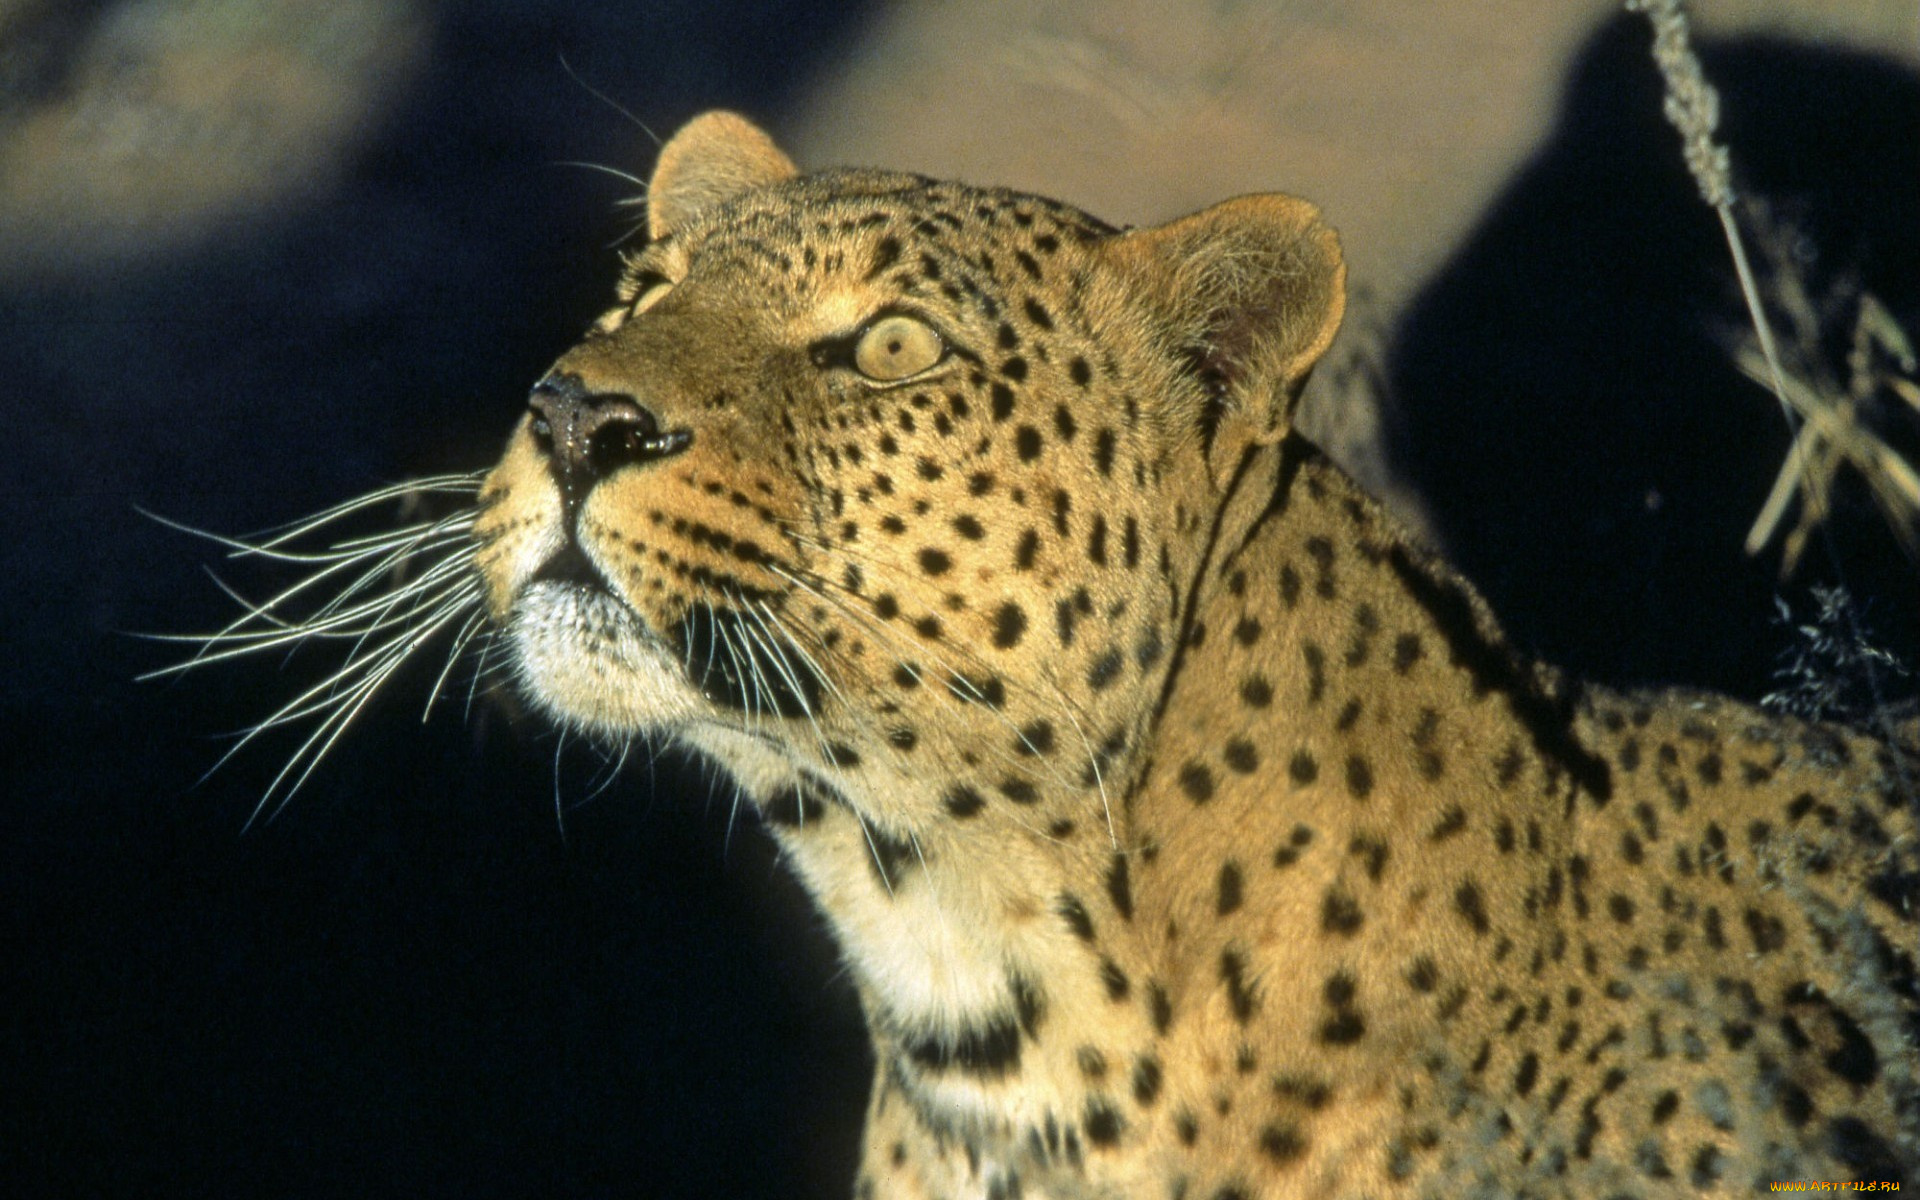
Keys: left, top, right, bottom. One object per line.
{"left": 473, "top": 424, "right": 567, "bottom": 621}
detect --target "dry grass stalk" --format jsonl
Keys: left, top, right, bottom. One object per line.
{"left": 1625, "top": 0, "right": 1920, "bottom": 576}
{"left": 1735, "top": 212, "right": 1920, "bottom": 571}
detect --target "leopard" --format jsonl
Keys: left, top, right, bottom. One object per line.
{"left": 240, "top": 110, "right": 1920, "bottom": 1196}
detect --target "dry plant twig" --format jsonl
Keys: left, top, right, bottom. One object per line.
{"left": 1733, "top": 221, "right": 1920, "bottom": 571}
{"left": 1625, "top": 0, "right": 1920, "bottom": 574}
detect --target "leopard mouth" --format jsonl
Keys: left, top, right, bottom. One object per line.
{"left": 511, "top": 539, "right": 824, "bottom": 727}
{"left": 526, "top": 541, "right": 611, "bottom": 592}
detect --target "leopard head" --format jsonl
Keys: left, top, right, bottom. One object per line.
{"left": 473, "top": 110, "right": 1345, "bottom": 832}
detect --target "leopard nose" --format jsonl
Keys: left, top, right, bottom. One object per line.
{"left": 527, "top": 373, "right": 691, "bottom": 502}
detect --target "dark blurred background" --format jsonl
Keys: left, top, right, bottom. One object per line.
{"left": 2, "top": 2, "right": 1914, "bottom": 1197}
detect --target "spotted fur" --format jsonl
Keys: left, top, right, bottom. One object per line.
{"left": 469, "top": 113, "right": 1919, "bottom": 1195}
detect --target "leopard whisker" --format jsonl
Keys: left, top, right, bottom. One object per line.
{"left": 752, "top": 597, "right": 863, "bottom": 724}
{"left": 463, "top": 625, "right": 504, "bottom": 721}
{"left": 184, "top": 541, "right": 474, "bottom": 648}
{"left": 731, "top": 600, "right": 790, "bottom": 731}
{"left": 424, "top": 607, "right": 494, "bottom": 722}
{"left": 551, "top": 728, "right": 570, "bottom": 841}
{"left": 704, "top": 596, "right": 766, "bottom": 730}
{"left": 739, "top": 598, "right": 897, "bottom": 816}
{"left": 242, "top": 473, "right": 484, "bottom": 545}
{"left": 765, "top": 562, "right": 1094, "bottom": 846}
{"left": 152, "top": 525, "right": 474, "bottom": 665}
{"left": 853, "top": 810, "right": 897, "bottom": 900}
{"left": 566, "top": 734, "right": 635, "bottom": 820}
{"left": 240, "top": 591, "right": 476, "bottom": 828}
{"left": 767, "top": 553, "right": 1105, "bottom": 811}
{"left": 239, "top": 517, "right": 474, "bottom": 567}
{"left": 324, "top": 555, "right": 483, "bottom": 689}
{"left": 212, "top": 581, "right": 484, "bottom": 744}
{"left": 734, "top": 594, "right": 836, "bottom": 762}
{"left": 141, "top": 565, "right": 475, "bottom": 677}
{"left": 142, "top": 528, "right": 473, "bottom": 662}
{"left": 140, "top": 486, "right": 478, "bottom": 580}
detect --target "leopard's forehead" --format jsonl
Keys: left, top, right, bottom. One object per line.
{"left": 695, "top": 167, "right": 1118, "bottom": 240}
{"left": 643, "top": 167, "right": 1122, "bottom": 293}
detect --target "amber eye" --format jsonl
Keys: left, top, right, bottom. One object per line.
{"left": 853, "top": 314, "right": 944, "bottom": 381}
{"left": 631, "top": 278, "right": 674, "bottom": 315}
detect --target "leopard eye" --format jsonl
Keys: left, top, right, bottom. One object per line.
{"left": 853, "top": 314, "right": 944, "bottom": 381}
{"left": 632, "top": 278, "right": 674, "bottom": 315}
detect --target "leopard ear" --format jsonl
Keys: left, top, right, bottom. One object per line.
{"left": 1102, "top": 194, "right": 1345, "bottom": 486}
{"left": 647, "top": 111, "right": 799, "bottom": 240}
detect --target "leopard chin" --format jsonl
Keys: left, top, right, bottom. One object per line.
{"left": 506, "top": 579, "right": 707, "bottom": 735}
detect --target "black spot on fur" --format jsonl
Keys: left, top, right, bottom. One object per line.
{"left": 1220, "top": 949, "right": 1258, "bottom": 1022}
{"left": 1261, "top": 555, "right": 1295, "bottom": 607}
{"left": 1173, "top": 1110, "right": 1197, "bottom": 1145}
{"left": 1336, "top": 699, "right": 1363, "bottom": 731}
{"left": 866, "top": 823, "right": 918, "bottom": 892}
{"left": 1011, "top": 973, "right": 1045, "bottom": 1038}
{"left": 944, "top": 786, "right": 985, "bottom": 818}
{"left": 991, "top": 382, "right": 1016, "bottom": 421}
{"left": 1132, "top": 1055, "right": 1162, "bottom": 1106}
{"left": 1304, "top": 536, "right": 1336, "bottom": 598}
{"left": 1328, "top": 975, "right": 1359, "bottom": 1013}
{"left": 1259, "top": 1123, "right": 1308, "bottom": 1163}
{"left": 1349, "top": 834, "right": 1390, "bottom": 881}
{"left": 1429, "top": 807, "right": 1468, "bottom": 841}
{"left": 1087, "top": 649, "right": 1123, "bottom": 691}
{"left": 1827, "top": 1116, "right": 1907, "bottom": 1181}
{"left": 1217, "top": 861, "right": 1245, "bottom": 915}
{"left": 762, "top": 784, "right": 829, "bottom": 828}
{"left": 1093, "top": 427, "right": 1115, "bottom": 475}
{"left": 945, "top": 672, "right": 1006, "bottom": 708}
{"left": 903, "top": 1016, "right": 1021, "bottom": 1076}
{"left": 1322, "top": 889, "right": 1364, "bottom": 937}
{"left": 865, "top": 236, "right": 901, "bottom": 280}
{"left": 1014, "top": 528, "right": 1040, "bottom": 571}
{"left": 1318, "top": 1009, "right": 1365, "bottom": 1046}
{"left": 1083, "top": 1098, "right": 1122, "bottom": 1146}
{"left": 1148, "top": 983, "right": 1173, "bottom": 1034}
{"left": 1288, "top": 750, "right": 1318, "bottom": 786}
{"left": 1454, "top": 880, "right": 1490, "bottom": 935}
{"left": 1106, "top": 853, "right": 1133, "bottom": 921}
{"left": 1512, "top": 1052, "right": 1539, "bottom": 1097}
{"left": 992, "top": 602, "right": 1028, "bottom": 648}
{"left": 1015, "top": 425, "right": 1043, "bottom": 461}
{"left": 1345, "top": 755, "right": 1374, "bottom": 800}
{"left": 1018, "top": 719, "right": 1055, "bottom": 756}
{"left": 1743, "top": 907, "right": 1785, "bottom": 954}
{"left": 1179, "top": 761, "right": 1216, "bottom": 804}
{"left": 1302, "top": 642, "right": 1326, "bottom": 703}
{"left": 1058, "top": 894, "right": 1095, "bottom": 942}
